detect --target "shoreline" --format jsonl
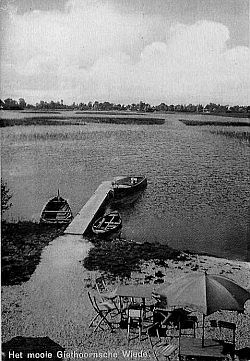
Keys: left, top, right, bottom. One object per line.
{"left": 1, "top": 226, "right": 250, "bottom": 358}
{"left": 1, "top": 220, "right": 249, "bottom": 287}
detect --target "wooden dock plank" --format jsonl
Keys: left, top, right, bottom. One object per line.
{"left": 64, "top": 181, "right": 113, "bottom": 235}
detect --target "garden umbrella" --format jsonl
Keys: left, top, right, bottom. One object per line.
{"left": 155, "top": 272, "right": 250, "bottom": 346}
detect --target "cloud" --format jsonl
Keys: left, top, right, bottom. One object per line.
{"left": 1, "top": 0, "right": 249, "bottom": 104}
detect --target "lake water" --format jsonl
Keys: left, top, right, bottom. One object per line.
{"left": 1, "top": 113, "right": 249, "bottom": 261}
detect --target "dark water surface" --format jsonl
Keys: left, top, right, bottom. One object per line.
{"left": 1, "top": 114, "right": 249, "bottom": 261}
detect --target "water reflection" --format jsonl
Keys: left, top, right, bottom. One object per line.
{"left": 1, "top": 116, "right": 249, "bottom": 261}
{"left": 110, "top": 189, "right": 146, "bottom": 208}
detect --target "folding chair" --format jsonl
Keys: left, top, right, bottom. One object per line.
{"left": 95, "top": 276, "right": 118, "bottom": 302}
{"left": 95, "top": 276, "right": 108, "bottom": 293}
{"left": 88, "top": 292, "right": 117, "bottom": 334}
{"left": 147, "top": 323, "right": 178, "bottom": 361}
{"left": 178, "top": 315, "right": 198, "bottom": 338}
{"left": 127, "top": 304, "right": 144, "bottom": 343}
{"left": 218, "top": 320, "right": 236, "bottom": 360}
{"left": 153, "top": 309, "right": 174, "bottom": 338}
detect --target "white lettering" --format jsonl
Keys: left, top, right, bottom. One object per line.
{"left": 8, "top": 352, "right": 23, "bottom": 358}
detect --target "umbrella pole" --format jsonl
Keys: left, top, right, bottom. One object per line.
{"left": 202, "top": 314, "right": 205, "bottom": 347}
{"left": 178, "top": 320, "right": 181, "bottom": 360}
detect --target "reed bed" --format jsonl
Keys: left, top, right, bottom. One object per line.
{"left": 4, "top": 130, "right": 90, "bottom": 142}
{"left": 208, "top": 129, "right": 250, "bottom": 142}
{"left": 1, "top": 221, "right": 65, "bottom": 286}
{"left": 0, "top": 117, "right": 73, "bottom": 127}
{"left": 83, "top": 238, "right": 189, "bottom": 279}
{"left": 21, "top": 111, "right": 61, "bottom": 114}
{"left": 179, "top": 119, "right": 250, "bottom": 126}
{"left": 1, "top": 116, "right": 164, "bottom": 127}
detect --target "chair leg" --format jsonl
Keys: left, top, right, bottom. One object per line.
{"left": 99, "top": 311, "right": 114, "bottom": 331}
{"left": 138, "top": 323, "right": 141, "bottom": 342}
{"left": 127, "top": 317, "right": 143, "bottom": 343}
{"left": 89, "top": 314, "right": 99, "bottom": 327}
{"left": 93, "top": 318, "right": 106, "bottom": 333}
{"left": 90, "top": 310, "right": 114, "bottom": 333}
{"left": 127, "top": 317, "right": 131, "bottom": 342}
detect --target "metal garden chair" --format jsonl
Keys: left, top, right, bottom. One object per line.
{"left": 127, "top": 304, "right": 144, "bottom": 343}
{"left": 87, "top": 291, "right": 117, "bottom": 334}
{"left": 95, "top": 276, "right": 118, "bottom": 301}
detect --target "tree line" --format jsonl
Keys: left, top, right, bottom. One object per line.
{"left": 1, "top": 98, "right": 249, "bottom": 114}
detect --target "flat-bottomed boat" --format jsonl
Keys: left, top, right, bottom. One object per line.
{"left": 40, "top": 190, "right": 73, "bottom": 225}
{"left": 92, "top": 211, "right": 122, "bottom": 236}
{"left": 112, "top": 176, "right": 147, "bottom": 198}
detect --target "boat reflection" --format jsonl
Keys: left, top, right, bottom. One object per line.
{"left": 110, "top": 189, "right": 146, "bottom": 209}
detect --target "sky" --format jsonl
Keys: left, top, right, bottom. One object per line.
{"left": 0, "top": 0, "right": 249, "bottom": 105}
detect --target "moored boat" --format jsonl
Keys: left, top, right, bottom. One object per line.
{"left": 112, "top": 176, "right": 147, "bottom": 198}
{"left": 40, "top": 190, "right": 73, "bottom": 225}
{"left": 92, "top": 211, "right": 122, "bottom": 236}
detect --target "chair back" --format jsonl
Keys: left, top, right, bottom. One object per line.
{"left": 95, "top": 276, "right": 107, "bottom": 294}
{"left": 153, "top": 309, "right": 170, "bottom": 324}
{"left": 179, "top": 315, "right": 197, "bottom": 337}
{"left": 218, "top": 321, "right": 236, "bottom": 347}
{"left": 88, "top": 291, "right": 100, "bottom": 314}
{"left": 128, "top": 306, "right": 143, "bottom": 320}
{"left": 147, "top": 322, "right": 161, "bottom": 340}
{"left": 127, "top": 304, "right": 144, "bottom": 343}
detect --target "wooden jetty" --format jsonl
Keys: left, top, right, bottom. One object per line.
{"left": 64, "top": 181, "right": 113, "bottom": 235}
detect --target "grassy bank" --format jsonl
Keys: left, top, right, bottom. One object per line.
{"left": 1, "top": 219, "right": 191, "bottom": 285}
{"left": 1, "top": 221, "right": 65, "bottom": 285}
{"left": 202, "top": 112, "right": 250, "bottom": 119}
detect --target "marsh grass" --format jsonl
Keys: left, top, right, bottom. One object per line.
{"left": 1, "top": 116, "right": 164, "bottom": 127}
{"left": 1, "top": 221, "right": 65, "bottom": 285}
{"left": 0, "top": 117, "right": 81, "bottom": 127}
{"left": 209, "top": 129, "right": 250, "bottom": 141}
{"left": 7, "top": 129, "right": 89, "bottom": 142}
{"left": 179, "top": 119, "right": 250, "bottom": 126}
{"left": 83, "top": 238, "right": 190, "bottom": 278}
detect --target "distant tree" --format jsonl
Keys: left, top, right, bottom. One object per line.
{"left": 156, "top": 103, "right": 168, "bottom": 112}
{"left": 93, "top": 101, "right": 99, "bottom": 110}
{"left": 130, "top": 103, "right": 137, "bottom": 111}
{"left": 197, "top": 104, "right": 203, "bottom": 112}
{"left": 0, "top": 99, "right": 5, "bottom": 108}
{"left": 19, "top": 98, "right": 26, "bottom": 109}
{"left": 1, "top": 179, "right": 12, "bottom": 213}
{"left": 4, "top": 98, "right": 21, "bottom": 110}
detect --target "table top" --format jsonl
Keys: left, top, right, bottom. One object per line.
{"left": 116, "top": 284, "right": 156, "bottom": 299}
{"left": 179, "top": 337, "right": 227, "bottom": 359}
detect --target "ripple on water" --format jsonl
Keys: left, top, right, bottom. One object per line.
{"left": 1, "top": 118, "right": 249, "bottom": 260}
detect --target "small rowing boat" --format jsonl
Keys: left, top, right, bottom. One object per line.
{"left": 92, "top": 211, "right": 122, "bottom": 236}
{"left": 112, "top": 176, "right": 147, "bottom": 198}
{"left": 40, "top": 190, "right": 73, "bottom": 225}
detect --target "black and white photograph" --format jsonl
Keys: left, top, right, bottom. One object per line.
{"left": 1, "top": 0, "right": 250, "bottom": 360}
